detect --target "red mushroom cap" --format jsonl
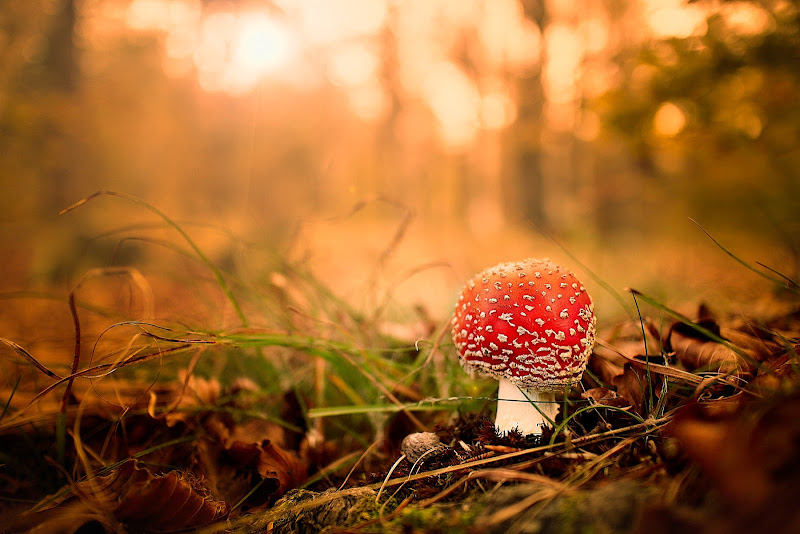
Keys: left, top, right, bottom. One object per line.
{"left": 452, "top": 258, "right": 596, "bottom": 391}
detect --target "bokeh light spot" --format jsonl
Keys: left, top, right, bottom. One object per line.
{"left": 654, "top": 102, "right": 687, "bottom": 137}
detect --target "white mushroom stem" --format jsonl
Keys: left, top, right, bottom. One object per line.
{"left": 495, "top": 378, "right": 560, "bottom": 436}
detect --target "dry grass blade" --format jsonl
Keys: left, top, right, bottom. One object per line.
{"left": 595, "top": 341, "right": 703, "bottom": 385}
{"left": 364, "top": 416, "right": 672, "bottom": 497}
{"left": 483, "top": 486, "right": 563, "bottom": 527}
{"left": 566, "top": 435, "right": 639, "bottom": 485}
{"left": 0, "top": 343, "right": 193, "bottom": 433}
{"left": 0, "top": 336, "right": 63, "bottom": 379}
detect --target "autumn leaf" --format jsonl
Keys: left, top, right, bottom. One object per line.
{"left": 194, "top": 416, "right": 308, "bottom": 509}
{"left": 668, "top": 322, "right": 771, "bottom": 381}
{"left": 99, "top": 461, "right": 228, "bottom": 532}
{"left": 610, "top": 359, "right": 665, "bottom": 417}
{"left": 9, "top": 460, "right": 228, "bottom": 533}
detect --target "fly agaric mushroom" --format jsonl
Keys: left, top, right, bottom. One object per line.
{"left": 451, "top": 258, "right": 596, "bottom": 436}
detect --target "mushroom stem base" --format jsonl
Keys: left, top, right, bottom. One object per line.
{"left": 495, "top": 379, "right": 559, "bottom": 436}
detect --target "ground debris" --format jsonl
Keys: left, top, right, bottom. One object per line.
{"left": 475, "top": 479, "right": 655, "bottom": 534}
{"left": 267, "top": 487, "right": 378, "bottom": 533}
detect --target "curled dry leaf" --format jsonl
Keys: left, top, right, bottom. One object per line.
{"left": 254, "top": 439, "right": 308, "bottom": 495}
{"left": 668, "top": 323, "right": 771, "bottom": 380}
{"left": 610, "top": 361, "right": 664, "bottom": 417}
{"left": 195, "top": 417, "right": 308, "bottom": 509}
{"left": 104, "top": 461, "right": 227, "bottom": 531}
{"left": 18, "top": 460, "right": 228, "bottom": 533}
{"left": 225, "top": 419, "right": 308, "bottom": 494}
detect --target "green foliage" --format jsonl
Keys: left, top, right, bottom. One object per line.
{"left": 600, "top": 0, "right": 800, "bottom": 237}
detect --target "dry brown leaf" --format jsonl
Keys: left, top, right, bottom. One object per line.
{"left": 96, "top": 460, "right": 228, "bottom": 532}
{"left": 665, "top": 304, "right": 781, "bottom": 382}
{"left": 668, "top": 325, "right": 771, "bottom": 381}
{"left": 225, "top": 438, "right": 307, "bottom": 497}
{"left": 610, "top": 361, "right": 664, "bottom": 417}
{"left": 671, "top": 331, "right": 749, "bottom": 375}
{"left": 10, "top": 461, "right": 228, "bottom": 533}
{"left": 587, "top": 351, "right": 625, "bottom": 385}
{"left": 193, "top": 416, "right": 308, "bottom": 510}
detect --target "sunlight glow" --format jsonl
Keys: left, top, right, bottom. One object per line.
{"left": 481, "top": 92, "right": 516, "bottom": 130}
{"left": 653, "top": 102, "right": 686, "bottom": 137}
{"left": 422, "top": 61, "right": 481, "bottom": 149}
{"left": 544, "top": 23, "right": 582, "bottom": 104}
{"left": 721, "top": 3, "right": 774, "bottom": 35}
{"left": 294, "top": 0, "right": 388, "bottom": 45}
{"left": 328, "top": 43, "right": 379, "bottom": 87}
{"left": 645, "top": 1, "right": 707, "bottom": 38}
{"left": 121, "top": 0, "right": 554, "bottom": 147}
{"left": 120, "top": 0, "right": 716, "bottom": 149}
{"left": 479, "top": 0, "right": 542, "bottom": 72}
{"left": 234, "top": 14, "right": 294, "bottom": 74}
{"left": 195, "top": 11, "right": 297, "bottom": 94}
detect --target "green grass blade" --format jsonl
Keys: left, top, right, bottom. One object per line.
{"left": 308, "top": 400, "right": 456, "bottom": 418}
{"left": 627, "top": 288, "right": 754, "bottom": 362}
{"left": 690, "top": 218, "right": 800, "bottom": 296}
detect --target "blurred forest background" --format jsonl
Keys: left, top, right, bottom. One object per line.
{"left": 1, "top": 0, "right": 799, "bottom": 330}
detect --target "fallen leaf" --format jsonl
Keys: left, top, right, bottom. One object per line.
{"left": 194, "top": 416, "right": 308, "bottom": 509}
{"left": 666, "top": 306, "right": 775, "bottom": 381}
{"left": 588, "top": 351, "right": 625, "bottom": 385}
{"left": 11, "top": 461, "right": 227, "bottom": 533}
{"left": 611, "top": 360, "right": 664, "bottom": 417}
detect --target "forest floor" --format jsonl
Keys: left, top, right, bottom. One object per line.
{"left": 1, "top": 196, "right": 799, "bottom": 534}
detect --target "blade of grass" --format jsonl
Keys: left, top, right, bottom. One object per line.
{"left": 628, "top": 288, "right": 754, "bottom": 363}
{"left": 755, "top": 261, "right": 800, "bottom": 290}
{"left": 534, "top": 226, "right": 636, "bottom": 320}
{"left": 57, "top": 288, "right": 83, "bottom": 467}
{"left": 0, "top": 336, "right": 63, "bottom": 380}
{"left": 307, "top": 400, "right": 455, "bottom": 418}
{"left": 631, "top": 291, "right": 655, "bottom": 415}
{"left": 690, "top": 218, "right": 800, "bottom": 296}
{"left": 549, "top": 403, "right": 645, "bottom": 445}
{"left": 60, "top": 190, "right": 249, "bottom": 325}
{"left": 0, "top": 374, "right": 21, "bottom": 421}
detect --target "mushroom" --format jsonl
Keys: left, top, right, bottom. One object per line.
{"left": 451, "top": 258, "right": 596, "bottom": 436}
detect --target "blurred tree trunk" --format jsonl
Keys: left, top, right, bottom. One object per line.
{"left": 505, "top": 0, "right": 547, "bottom": 230}
{"left": 42, "top": 0, "right": 77, "bottom": 92}
{"left": 40, "top": 0, "right": 79, "bottom": 214}
{"left": 377, "top": 7, "right": 402, "bottom": 200}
